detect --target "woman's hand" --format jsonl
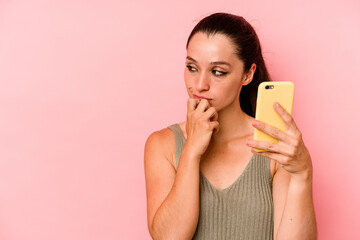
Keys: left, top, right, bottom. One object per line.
{"left": 246, "top": 102, "right": 312, "bottom": 179}
{"left": 185, "top": 98, "right": 219, "bottom": 159}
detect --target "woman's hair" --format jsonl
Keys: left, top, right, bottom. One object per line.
{"left": 186, "top": 12, "right": 271, "bottom": 117}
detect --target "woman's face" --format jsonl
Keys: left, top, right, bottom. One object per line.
{"left": 184, "top": 32, "right": 254, "bottom": 111}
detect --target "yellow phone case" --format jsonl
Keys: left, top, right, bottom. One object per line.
{"left": 253, "top": 81, "right": 295, "bottom": 152}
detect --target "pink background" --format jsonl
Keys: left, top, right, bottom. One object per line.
{"left": 0, "top": 0, "right": 359, "bottom": 239}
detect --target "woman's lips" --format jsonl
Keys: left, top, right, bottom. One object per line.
{"left": 193, "top": 94, "right": 212, "bottom": 100}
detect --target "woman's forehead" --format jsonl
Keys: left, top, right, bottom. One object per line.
{"left": 187, "top": 32, "right": 238, "bottom": 63}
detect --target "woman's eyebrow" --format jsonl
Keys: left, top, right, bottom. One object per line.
{"left": 186, "top": 56, "right": 231, "bottom": 67}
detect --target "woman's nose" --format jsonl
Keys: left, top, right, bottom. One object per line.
{"left": 195, "top": 72, "right": 210, "bottom": 91}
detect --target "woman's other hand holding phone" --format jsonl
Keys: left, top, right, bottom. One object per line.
{"left": 246, "top": 102, "right": 312, "bottom": 180}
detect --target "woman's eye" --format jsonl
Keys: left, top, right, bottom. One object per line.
{"left": 212, "top": 70, "right": 227, "bottom": 76}
{"left": 186, "top": 66, "right": 226, "bottom": 76}
{"left": 186, "top": 65, "right": 196, "bottom": 72}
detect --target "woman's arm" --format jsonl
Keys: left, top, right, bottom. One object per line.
{"left": 272, "top": 159, "right": 317, "bottom": 239}
{"left": 144, "top": 130, "right": 201, "bottom": 240}
{"left": 145, "top": 98, "right": 218, "bottom": 239}
{"left": 246, "top": 102, "right": 317, "bottom": 239}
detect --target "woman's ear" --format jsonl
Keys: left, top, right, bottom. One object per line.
{"left": 242, "top": 63, "right": 257, "bottom": 86}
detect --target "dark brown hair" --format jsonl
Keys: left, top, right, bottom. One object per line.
{"left": 186, "top": 12, "right": 271, "bottom": 117}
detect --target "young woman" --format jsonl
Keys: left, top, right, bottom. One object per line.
{"left": 144, "top": 12, "right": 317, "bottom": 240}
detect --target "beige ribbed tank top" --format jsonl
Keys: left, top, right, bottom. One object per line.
{"left": 167, "top": 123, "right": 274, "bottom": 240}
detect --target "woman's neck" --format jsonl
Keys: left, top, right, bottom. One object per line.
{"left": 210, "top": 101, "right": 254, "bottom": 146}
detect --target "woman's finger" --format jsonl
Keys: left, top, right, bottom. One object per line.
{"left": 210, "top": 121, "right": 220, "bottom": 134}
{"left": 187, "top": 98, "right": 200, "bottom": 112}
{"left": 195, "top": 98, "right": 211, "bottom": 112}
{"left": 253, "top": 120, "right": 288, "bottom": 141}
{"left": 250, "top": 148, "right": 291, "bottom": 166}
{"left": 204, "top": 106, "right": 218, "bottom": 121}
{"left": 247, "top": 139, "right": 295, "bottom": 157}
{"left": 273, "top": 102, "right": 298, "bottom": 132}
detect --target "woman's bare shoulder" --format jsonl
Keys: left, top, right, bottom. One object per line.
{"left": 145, "top": 125, "right": 178, "bottom": 170}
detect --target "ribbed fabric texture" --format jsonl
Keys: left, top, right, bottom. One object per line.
{"left": 167, "top": 123, "right": 274, "bottom": 240}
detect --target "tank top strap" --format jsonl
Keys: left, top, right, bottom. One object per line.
{"left": 167, "top": 123, "right": 186, "bottom": 170}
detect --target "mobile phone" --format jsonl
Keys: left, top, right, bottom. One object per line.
{"left": 253, "top": 81, "right": 295, "bottom": 152}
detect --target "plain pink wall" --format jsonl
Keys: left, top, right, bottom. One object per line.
{"left": 0, "top": 0, "right": 359, "bottom": 239}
